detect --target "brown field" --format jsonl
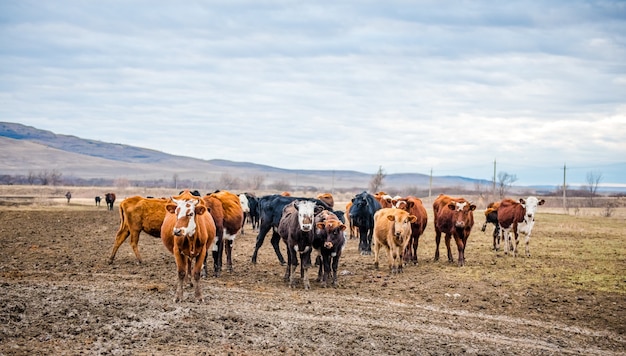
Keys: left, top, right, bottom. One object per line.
{"left": 0, "top": 185, "right": 624, "bottom": 355}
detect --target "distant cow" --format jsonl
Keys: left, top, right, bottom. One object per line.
{"left": 65, "top": 191, "right": 71, "bottom": 204}
{"left": 497, "top": 197, "right": 545, "bottom": 257}
{"left": 481, "top": 202, "right": 501, "bottom": 250}
{"left": 373, "top": 208, "right": 417, "bottom": 274}
{"left": 250, "top": 194, "right": 331, "bottom": 265}
{"left": 161, "top": 191, "right": 216, "bottom": 302}
{"left": 394, "top": 196, "right": 428, "bottom": 265}
{"left": 313, "top": 210, "right": 347, "bottom": 287}
{"left": 206, "top": 191, "right": 243, "bottom": 276}
{"left": 105, "top": 193, "right": 116, "bottom": 211}
{"left": 278, "top": 200, "right": 317, "bottom": 289}
{"left": 433, "top": 194, "right": 476, "bottom": 267}
{"left": 244, "top": 192, "right": 260, "bottom": 231}
{"left": 95, "top": 196, "right": 101, "bottom": 207}
{"left": 316, "top": 193, "right": 335, "bottom": 209}
{"left": 349, "top": 191, "right": 382, "bottom": 255}
{"left": 108, "top": 196, "right": 169, "bottom": 264}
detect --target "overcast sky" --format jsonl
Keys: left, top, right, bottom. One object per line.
{"left": 1, "top": 1, "right": 625, "bottom": 186}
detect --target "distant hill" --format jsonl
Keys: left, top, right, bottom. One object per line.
{"left": 0, "top": 121, "right": 487, "bottom": 191}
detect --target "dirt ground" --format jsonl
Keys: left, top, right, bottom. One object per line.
{"left": 0, "top": 206, "right": 624, "bottom": 355}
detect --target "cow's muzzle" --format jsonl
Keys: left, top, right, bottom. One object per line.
{"left": 455, "top": 221, "right": 466, "bottom": 228}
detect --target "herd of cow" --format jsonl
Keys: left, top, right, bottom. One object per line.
{"left": 105, "top": 189, "right": 545, "bottom": 302}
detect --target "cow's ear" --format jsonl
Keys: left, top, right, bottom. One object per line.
{"left": 447, "top": 203, "right": 456, "bottom": 210}
{"left": 195, "top": 205, "right": 206, "bottom": 215}
{"left": 409, "top": 215, "right": 418, "bottom": 223}
{"left": 469, "top": 204, "right": 476, "bottom": 211}
{"left": 387, "top": 215, "right": 395, "bottom": 221}
{"left": 539, "top": 199, "right": 545, "bottom": 205}
{"left": 166, "top": 204, "right": 177, "bottom": 214}
{"left": 316, "top": 222, "right": 325, "bottom": 229}
{"left": 519, "top": 198, "right": 526, "bottom": 204}
{"left": 339, "top": 224, "right": 347, "bottom": 231}
{"left": 407, "top": 201, "right": 415, "bottom": 209}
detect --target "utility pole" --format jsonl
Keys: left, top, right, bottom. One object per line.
{"left": 429, "top": 168, "right": 432, "bottom": 198}
{"left": 563, "top": 163, "right": 567, "bottom": 212}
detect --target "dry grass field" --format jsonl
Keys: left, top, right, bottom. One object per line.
{"left": 0, "top": 185, "right": 624, "bottom": 355}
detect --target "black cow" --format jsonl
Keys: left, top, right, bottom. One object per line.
{"left": 65, "top": 191, "right": 71, "bottom": 204}
{"left": 105, "top": 193, "right": 116, "bottom": 211}
{"left": 481, "top": 202, "right": 501, "bottom": 250}
{"left": 250, "top": 194, "right": 331, "bottom": 265}
{"left": 95, "top": 196, "right": 101, "bottom": 206}
{"left": 313, "top": 210, "right": 347, "bottom": 288}
{"left": 278, "top": 200, "right": 317, "bottom": 289}
{"left": 349, "top": 191, "right": 382, "bottom": 255}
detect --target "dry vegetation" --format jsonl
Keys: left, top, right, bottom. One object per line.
{"left": 0, "top": 185, "right": 624, "bottom": 354}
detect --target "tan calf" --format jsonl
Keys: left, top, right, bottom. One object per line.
{"left": 373, "top": 208, "right": 417, "bottom": 274}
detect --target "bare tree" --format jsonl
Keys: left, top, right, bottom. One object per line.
{"left": 219, "top": 173, "right": 242, "bottom": 190}
{"left": 247, "top": 175, "right": 266, "bottom": 190}
{"left": 50, "top": 169, "right": 62, "bottom": 186}
{"left": 369, "top": 166, "right": 386, "bottom": 193}
{"left": 497, "top": 171, "right": 518, "bottom": 198}
{"left": 584, "top": 171, "right": 603, "bottom": 207}
{"left": 269, "top": 179, "right": 291, "bottom": 192}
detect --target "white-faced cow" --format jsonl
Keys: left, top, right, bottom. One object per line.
{"left": 278, "top": 200, "right": 317, "bottom": 289}
{"left": 373, "top": 208, "right": 417, "bottom": 274}
{"left": 161, "top": 191, "right": 216, "bottom": 302}
{"left": 497, "top": 196, "right": 545, "bottom": 257}
{"left": 433, "top": 194, "right": 476, "bottom": 267}
{"left": 349, "top": 191, "right": 382, "bottom": 255}
{"left": 313, "top": 210, "right": 347, "bottom": 287}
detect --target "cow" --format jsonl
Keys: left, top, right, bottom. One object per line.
{"left": 344, "top": 201, "right": 359, "bottom": 240}
{"left": 433, "top": 194, "right": 476, "bottom": 267}
{"left": 161, "top": 191, "right": 216, "bottom": 302}
{"left": 374, "top": 192, "right": 394, "bottom": 208}
{"left": 238, "top": 193, "right": 250, "bottom": 234}
{"left": 108, "top": 196, "right": 169, "bottom": 264}
{"left": 497, "top": 197, "right": 545, "bottom": 257}
{"left": 206, "top": 190, "right": 243, "bottom": 276}
{"left": 95, "top": 196, "right": 101, "bottom": 207}
{"left": 373, "top": 208, "right": 417, "bottom": 274}
{"left": 65, "top": 191, "right": 71, "bottom": 204}
{"left": 250, "top": 194, "right": 331, "bottom": 265}
{"left": 278, "top": 200, "right": 316, "bottom": 289}
{"left": 244, "top": 192, "right": 260, "bottom": 231}
{"left": 105, "top": 193, "right": 116, "bottom": 211}
{"left": 316, "top": 193, "right": 335, "bottom": 209}
{"left": 313, "top": 210, "right": 347, "bottom": 287}
{"left": 394, "top": 196, "right": 428, "bottom": 265}
{"left": 348, "top": 191, "right": 382, "bottom": 255}
{"left": 481, "top": 201, "right": 501, "bottom": 250}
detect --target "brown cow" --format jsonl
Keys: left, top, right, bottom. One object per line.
{"left": 206, "top": 190, "right": 244, "bottom": 275}
{"left": 278, "top": 200, "right": 317, "bottom": 289}
{"left": 108, "top": 196, "right": 169, "bottom": 264}
{"left": 316, "top": 193, "right": 335, "bottom": 209}
{"left": 344, "top": 201, "right": 359, "bottom": 240}
{"left": 433, "top": 194, "right": 476, "bottom": 267}
{"left": 313, "top": 210, "right": 347, "bottom": 287}
{"left": 497, "top": 196, "right": 545, "bottom": 257}
{"left": 394, "top": 196, "right": 428, "bottom": 265}
{"left": 161, "top": 190, "right": 216, "bottom": 302}
{"left": 374, "top": 191, "right": 394, "bottom": 208}
{"left": 373, "top": 208, "right": 417, "bottom": 274}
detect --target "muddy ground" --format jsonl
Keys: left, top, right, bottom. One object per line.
{"left": 0, "top": 207, "right": 624, "bottom": 355}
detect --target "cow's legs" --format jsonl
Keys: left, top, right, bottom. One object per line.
{"left": 212, "top": 234, "right": 224, "bottom": 277}
{"left": 224, "top": 239, "right": 233, "bottom": 272}
{"left": 358, "top": 225, "right": 370, "bottom": 255}
{"left": 270, "top": 231, "right": 286, "bottom": 265}
{"left": 301, "top": 254, "right": 310, "bottom": 290}
{"left": 251, "top": 223, "right": 272, "bottom": 264}
{"left": 108, "top": 227, "right": 130, "bottom": 264}
{"left": 411, "top": 234, "right": 419, "bottom": 264}
{"left": 434, "top": 230, "right": 441, "bottom": 261}
{"left": 524, "top": 232, "right": 531, "bottom": 257}
{"left": 445, "top": 234, "right": 454, "bottom": 262}
{"left": 455, "top": 236, "right": 466, "bottom": 267}
{"left": 174, "top": 252, "right": 186, "bottom": 302}
{"left": 373, "top": 239, "right": 381, "bottom": 269}
{"left": 331, "top": 254, "right": 340, "bottom": 287}
{"left": 192, "top": 250, "right": 206, "bottom": 302}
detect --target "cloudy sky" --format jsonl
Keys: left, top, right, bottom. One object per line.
{"left": 1, "top": 1, "right": 625, "bottom": 186}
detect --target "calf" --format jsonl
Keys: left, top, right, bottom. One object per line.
{"left": 433, "top": 194, "right": 476, "bottom": 267}
{"left": 497, "top": 197, "right": 545, "bottom": 257}
{"left": 278, "top": 200, "right": 317, "bottom": 289}
{"left": 108, "top": 196, "right": 169, "bottom": 264}
{"left": 373, "top": 208, "right": 417, "bottom": 274}
{"left": 313, "top": 210, "right": 347, "bottom": 287}
{"left": 481, "top": 202, "right": 501, "bottom": 250}
{"left": 394, "top": 196, "right": 428, "bottom": 265}
{"left": 105, "top": 193, "right": 116, "bottom": 211}
{"left": 161, "top": 191, "right": 216, "bottom": 302}
{"left": 95, "top": 196, "right": 101, "bottom": 207}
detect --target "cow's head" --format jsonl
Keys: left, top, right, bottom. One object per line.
{"left": 387, "top": 211, "right": 417, "bottom": 243}
{"left": 315, "top": 218, "right": 347, "bottom": 249}
{"left": 349, "top": 191, "right": 369, "bottom": 217}
{"left": 446, "top": 200, "right": 476, "bottom": 228}
{"left": 239, "top": 194, "right": 250, "bottom": 213}
{"left": 520, "top": 196, "right": 545, "bottom": 222}
{"left": 295, "top": 200, "right": 316, "bottom": 232}
{"left": 166, "top": 198, "right": 206, "bottom": 238}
